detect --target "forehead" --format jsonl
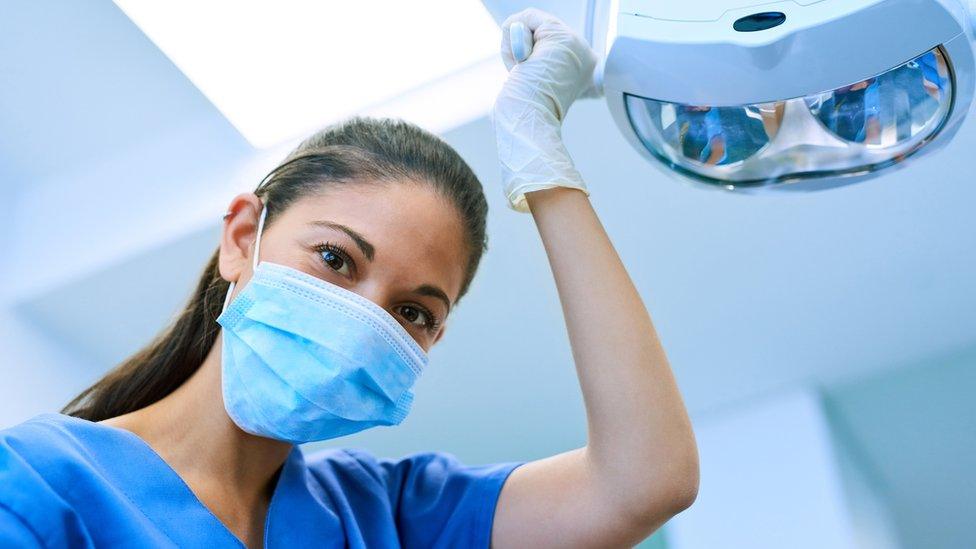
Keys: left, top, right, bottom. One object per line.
{"left": 273, "top": 181, "right": 469, "bottom": 299}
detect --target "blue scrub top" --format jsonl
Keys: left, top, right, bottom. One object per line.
{"left": 0, "top": 414, "right": 521, "bottom": 548}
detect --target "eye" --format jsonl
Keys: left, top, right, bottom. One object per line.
{"left": 397, "top": 305, "right": 438, "bottom": 332}
{"left": 315, "top": 243, "right": 353, "bottom": 277}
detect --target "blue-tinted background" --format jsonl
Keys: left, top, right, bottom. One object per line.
{"left": 1, "top": 2, "right": 974, "bottom": 547}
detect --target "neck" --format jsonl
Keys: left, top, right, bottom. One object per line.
{"left": 100, "top": 333, "right": 293, "bottom": 504}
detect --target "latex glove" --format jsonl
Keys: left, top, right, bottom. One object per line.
{"left": 493, "top": 9, "right": 601, "bottom": 212}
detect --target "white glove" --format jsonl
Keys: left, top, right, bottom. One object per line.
{"left": 492, "top": 9, "right": 601, "bottom": 212}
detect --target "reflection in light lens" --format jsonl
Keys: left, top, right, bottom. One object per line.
{"left": 806, "top": 48, "right": 951, "bottom": 147}
{"left": 641, "top": 102, "right": 781, "bottom": 166}
{"left": 623, "top": 46, "right": 953, "bottom": 187}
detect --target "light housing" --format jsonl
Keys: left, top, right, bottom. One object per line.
{"left": 593, "top": 0, "right": 976, "bottom": 191}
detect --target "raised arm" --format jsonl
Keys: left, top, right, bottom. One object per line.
{"left": 490, "top": 10, "right": 699, "bottom": 548}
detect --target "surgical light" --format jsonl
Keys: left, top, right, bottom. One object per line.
{"left": 587, "top": 0, "right": 976, "bottom": 190}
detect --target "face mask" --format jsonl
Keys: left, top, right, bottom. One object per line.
{"left": 216, "top": 205, "right": 428, "bottom": 444}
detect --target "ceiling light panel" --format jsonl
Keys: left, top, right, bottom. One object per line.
{"left": 115, "top": 1, "right": 500, "bottom": 147}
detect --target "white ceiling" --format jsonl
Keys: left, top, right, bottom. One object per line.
{"left": 113, "top": 0, "right": 502, "bottom": 147}
{"left": 0, "top": 0, "right": 250, "bottom": 188}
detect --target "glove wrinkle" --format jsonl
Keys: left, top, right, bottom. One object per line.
{"left": 492, "top": 9, "right": 601, "bottom": 212}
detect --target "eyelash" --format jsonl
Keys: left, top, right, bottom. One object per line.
{"left": 313, "top": 241, "right": 354, "bottom": 276}
{"left": 312, "top": 241, "right": 441, "bottom": 333}
{"left": 409, "top": 305, "right": 441, "bottom": 333}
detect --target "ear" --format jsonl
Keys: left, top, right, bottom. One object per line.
{"left": 218, "top": 193, "right": 264, "bottom": 285}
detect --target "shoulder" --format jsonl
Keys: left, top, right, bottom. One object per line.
{"left": 0, "top": 415, "right": 100, "bottom": 543}
{"left": 0, "top": 413, "right": 100, "bottom": 486}
{"left": 304, "top": 446, "right": 522, "bottom": 489}
{"left": 303, "top": 447, "right": 484, "bottom": 495}
{"left": 304, "top": 447, "right": 457, "bottom": 473}
{"left": 1, "top": 413, "right": 71, "bottom": 445}
{"left": 304, "top": 448, "right": 524, "bottom": 548}
{"left": 300, "top": 447, "right": 428, "bottom": 500}
{"left": 0, "top": 414, "right": 106, "bottom": 474}
{"left": 0, "top": 414, "right": 95, "bottom": 475}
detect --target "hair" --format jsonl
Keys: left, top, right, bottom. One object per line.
{"left": 63, "top": 117, "right": 488, "bottom": 422}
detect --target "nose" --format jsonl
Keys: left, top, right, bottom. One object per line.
{"left": 350, "top": 280, "right": 396, "bottom": 319}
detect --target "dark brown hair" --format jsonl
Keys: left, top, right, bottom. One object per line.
{"left": 63, "top": 117, "right": 488, "bottom": 421}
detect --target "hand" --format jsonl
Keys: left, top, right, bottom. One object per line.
{"left": 492, "top": 9, "right": 601, "bottom": 212}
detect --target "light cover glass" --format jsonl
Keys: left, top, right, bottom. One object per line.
{"left": 625, "top": 47, "right": 952, "bottom": 187}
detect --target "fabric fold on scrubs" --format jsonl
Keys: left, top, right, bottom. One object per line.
{"left": 0, "top": 413, "right": 523, "bottom": 548}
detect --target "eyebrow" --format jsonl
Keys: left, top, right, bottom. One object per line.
{"left": 311, "top": 220, "right": 375, "bottom": 261}
{"left": 415, "top": 284, "right": 452, "bottom": 315}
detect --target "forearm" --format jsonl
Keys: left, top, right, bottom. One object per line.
{"left": 524, "top": 187, "right": 699, "bottom": 516}
{"left": 489, "top": 10, "right": 697, "bottom": 545}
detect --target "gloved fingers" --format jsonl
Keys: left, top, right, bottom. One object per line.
{"left": 492, "top": 9, "right": 596, "bottom": 212}
{"left": 499, "top": 8, "right": 564, "bottom": 70}
{"left": 501, "top": 7, "right": 561, "bottom": 35}
{"left": 498, "top": 22, "right": 516, "bottom": 71}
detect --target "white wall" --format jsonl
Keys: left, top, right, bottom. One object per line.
{"left": 0, "top": 0, "right": 250, "bottom": 426}
{"left": 0, "top": 310, "right": 99, "bottom": 426}
{"left": 668, "top": 389, "right": 867, "bottom": 549}
{"left": 825, "top": 347, "right": 976, "bottom": 549}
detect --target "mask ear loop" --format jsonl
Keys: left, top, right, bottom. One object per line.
{"left": 222, "top": 203, "right": 268, "bottom": 312}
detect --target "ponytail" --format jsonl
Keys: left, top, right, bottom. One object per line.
{"left": 63, "top": 252, "right": 227, "bottom": 420}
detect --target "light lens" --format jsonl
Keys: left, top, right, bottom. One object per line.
{"left": 807, "top": 49, "right": 951, "bottom": 147}
{"left": 630, "top": 101, "right": 782, "bottom": 167}
{"left": 624, "top": 46, "right": 953, "bottom": 187}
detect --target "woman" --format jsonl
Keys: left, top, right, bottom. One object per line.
{"left": 0, "top": 10, "right": 697, "bottom": 548}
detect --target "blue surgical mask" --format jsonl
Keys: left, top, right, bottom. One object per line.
{"left": 216, "top": 205, "right": 428, "bottom": 444}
